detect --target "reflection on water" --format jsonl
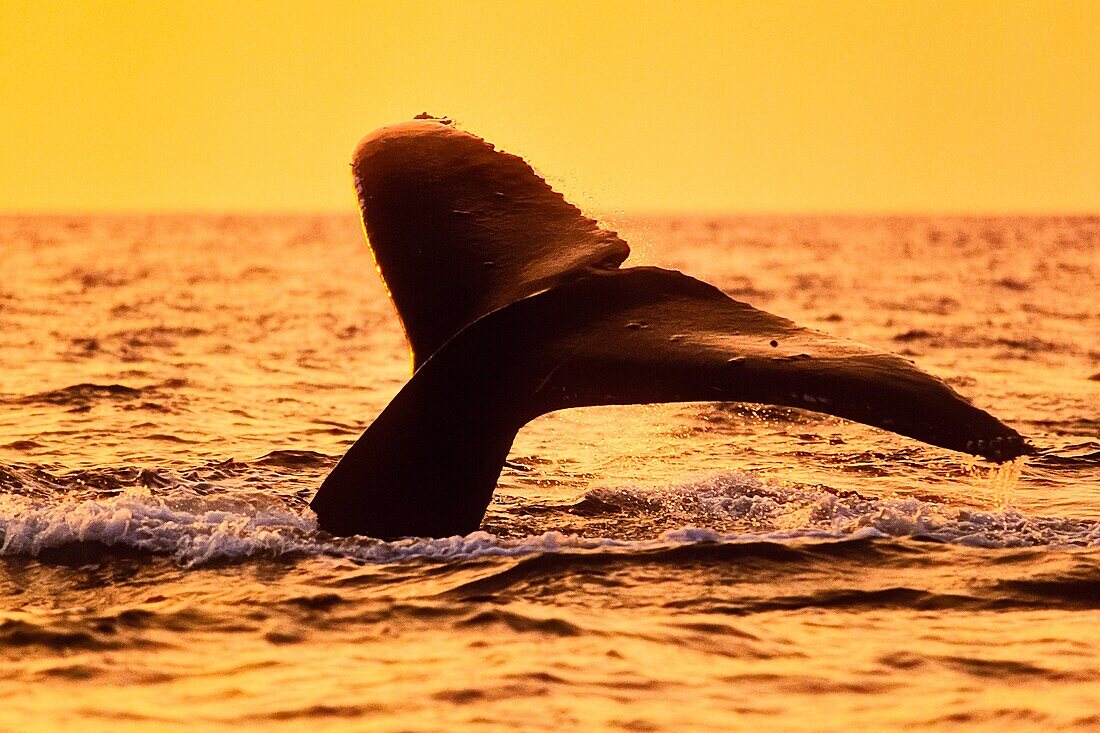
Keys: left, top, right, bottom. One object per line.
{"left": 1, "top": 214, "right": 1098, "bottom": 730}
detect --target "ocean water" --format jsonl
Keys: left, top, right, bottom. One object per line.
{"left": 1, "top": 213, "right": 1098, "bottom": 731}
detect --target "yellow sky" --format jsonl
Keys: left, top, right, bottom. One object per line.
{"left": 2, "top": 0, "right": 1098, "bottom": 213}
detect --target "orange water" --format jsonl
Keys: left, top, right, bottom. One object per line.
{"left": 1, "top": 215, "right": 1098, "bottom": 731}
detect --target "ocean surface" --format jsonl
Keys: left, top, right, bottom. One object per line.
{"left": 1, "top": 213, "right": 1098, "bottom": 731}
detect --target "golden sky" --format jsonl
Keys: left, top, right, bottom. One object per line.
{"left": 2, "top": 0, "right": 1098, "bottom": 213}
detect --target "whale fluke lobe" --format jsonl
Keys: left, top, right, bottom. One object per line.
{"left": 351, "top": 121, "right": 629, "bottom": 369}
{"left": 311, "top": 119, "right": 1032, "bottom": 539}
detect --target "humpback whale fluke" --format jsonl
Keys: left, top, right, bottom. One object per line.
{"left": 311, "top": 119, "right": 1032, "bottom": 539}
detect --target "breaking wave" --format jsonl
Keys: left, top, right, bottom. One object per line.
{"left": 0, "top": 471, "right": 1096, "bottom": 567}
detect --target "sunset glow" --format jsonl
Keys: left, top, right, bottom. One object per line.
{"left": 2, "top": 3, "right": 1098, "bottom": 730}
{"left": 3, "top": 0, "right": 1098, "bottom": 213}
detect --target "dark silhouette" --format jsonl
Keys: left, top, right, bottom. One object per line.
{"left": 311, "top": 119, "right": 1031, "bottom": 539}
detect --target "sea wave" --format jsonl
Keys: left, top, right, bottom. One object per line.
{"left": 572, "top": 471, "right": 1100, "bottom": 548}
{"left": 0, "top": 472, "right": 1097, "bottom": 567}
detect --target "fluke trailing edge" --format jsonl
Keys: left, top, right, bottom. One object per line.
{"left": 310, "top": 118, "right": 1032, "bottom": 539}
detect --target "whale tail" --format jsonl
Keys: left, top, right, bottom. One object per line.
{"left": 310, "top": 119, "right": 1032, "bottom": 539}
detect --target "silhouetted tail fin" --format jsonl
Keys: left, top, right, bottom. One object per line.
{"left": 311, "top": 120, "right": 1032, "bottom": 539}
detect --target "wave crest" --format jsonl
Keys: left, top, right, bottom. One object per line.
{"left": 0, "top": 472, "right": 1096, "bottom": 567}
{"left": 580, "top": 472, "right": 1100, "bottom": 548}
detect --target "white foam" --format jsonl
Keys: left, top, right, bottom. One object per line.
{"left": 0, "top": 473, "right": 1096, "bottom": 567}
{"left": 587, "top": 471, "right": 1100, "bottom": 548}
{"left": 0, "top": 489, "right": 639, "bottom": 567}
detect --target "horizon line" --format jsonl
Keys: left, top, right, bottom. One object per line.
{"left": 1, "top": 208, "right": 1098, "bottom": 219}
